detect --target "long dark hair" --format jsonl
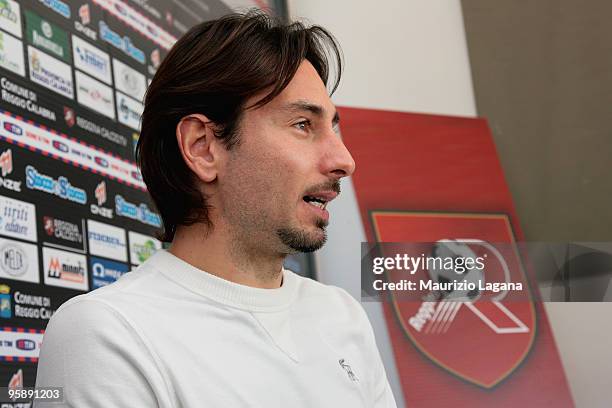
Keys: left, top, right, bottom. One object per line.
{"left": 137, "top": 10, "right": 342, "bottom": 242}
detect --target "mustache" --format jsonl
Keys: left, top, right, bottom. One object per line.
{"left": 304, "top": 180, "right": 341, "bottom": 196}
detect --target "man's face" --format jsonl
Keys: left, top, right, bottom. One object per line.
{"left": 216, "top": 60, "right": 355, "bottom": 254}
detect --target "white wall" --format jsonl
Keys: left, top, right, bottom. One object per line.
{"left": 289, "top": 0, "right": 476, "bottom": 116}
{"left": 288, "top": 1, "right": 609, "bottom": 407}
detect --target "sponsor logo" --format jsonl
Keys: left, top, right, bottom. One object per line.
{"left": 99, "top": 21, "right": 145, "bottom": 64}
{"left": 0, "top": 327, "right": 44, "bottom": 361}
{"left": 52, "top": 140, "right": 68, "bottom": 153}
{"left": 72, "top": 35, "right": 111, "bottom": 84}
{"left": 91, "top": 181, "right": 113, "bottom": 219}
{"left": 75, "top": 70, "right": 115, "bottom": 120}
{"left": 64, "top": 106, "right": 74, "bottom": 126}
{"left": 0, "top": 149, "right": 21, "bottom": 192}
{"left": 28, "top": 46, "right": 73, "bottom": 99}
{"left": 113, "top": 58, "right": 146, "bottom": 101}
{"left": 79, "top": 3, "right": 90, "bottom": 25}
{"left": 0, "top": 30, "right": 25, "bottom": 77}
{"left": 25, "top": 10, "right": 70, "bottom": 63}
{"left": 75, "top": 3, "right": 96, "bottom": 41}
{"left": 87, "top": 219, "right": 127, "bottom": 262}
{"left": 0, "top": 284, "right": 11, "bottom": 318}
{"left": 90, "top": 256, "right": 128, "bottom": 289}
{"left": 16, "top": 339, "right": 35, "bottom": 351}
{"left": 13, "top": 288, "right": 54, "bottom": 320}
{"left": 95, "top": 180, "right": 106, "bottom": 205}
{"left": 37, "top": 0, "right": 71, "bottom": 19}
{"left": 0, "top": 0, "right": 22, "bottom": 38}
{"left": 43, "top": 215, "right": 83, "bottom": 246}
{"left": 128, "top": 231, "right": 160, "bottom": 265}
{"left": 147, "top": 49, "right": 161, "bottom": 76}
{"left": 116, "top": 91, "right": 143, "bottom": 131}
{"left": 23, "top": 129, "right": 50, "bottom": 146}
{"left": 68, "top": 146, "right": 95, "bottom": 162}
{"left": 1, "top": 77, "right": 57, "bottom": 121}
{"left": 0, "top": 238, "right": 38, "bottom": 283}
{"left": 8, "top": 367, "right": 23, "bottom": 392}
{"left": 131, "top": 170, "right": 142, "bottom": 182}
{"left": 0, "top": 149, "right": 11, "bottom": 175}
{"left": 3, "top": 121, "right": 22, "bottom": 136}
{"left": 115, "top": 195, "right": 161, "bottom": 228}
{"left": 0, "top": 196, "right": 36, "bottom": 242}
{"left": 94, "top": 156, "right": 109, "bottom": 167}
{"left": 0, "top": 243, "right": 26, "bottom": 276}
{"left": 43, "top": 247, "right": 88, "bottom": 290}
{"left": 94, "top": 0, "right": 176, "bottom": 50}
{"left": 132, "top": 0, "right": 162, "bottom": 20}
{"left": 25, "top": 165, "right": 87, "bottom": 205}
{"left": 150, "top": 48, "right": 160, "bottom": 68}
{"left": 69, "top": 112, "right": 127, "bottom": 147}
{"left": 13, "top": 289, "right": 54, "bottom": 320}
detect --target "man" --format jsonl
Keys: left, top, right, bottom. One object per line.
{"left": 35, "top": 11, "right": 397, "bottom": 408}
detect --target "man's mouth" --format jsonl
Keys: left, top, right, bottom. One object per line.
{"left": 303, "top": 195, "right": 329, "bottom": 210}
{"left": 300, "top": 183, "right": 340, "bottom": 222}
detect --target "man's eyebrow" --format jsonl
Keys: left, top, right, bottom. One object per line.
{"left": 280, "top": 101, "right": 340, "bottom": 126}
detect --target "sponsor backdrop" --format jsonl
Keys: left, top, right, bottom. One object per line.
{"left": 0, "top": 0, "right": 287, "bottom": 392}
{"left": 339, "top": 107, "right": 574, "bottom": 406}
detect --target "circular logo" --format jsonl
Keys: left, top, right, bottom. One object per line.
{"left": 42, "top": 21, "right": 53, "bottom": 38}
{"left": 121, "top": 69, "right": 140, "bottom": 93}
{"left": 0, "top": 244, "right": 28, "bottom": 276}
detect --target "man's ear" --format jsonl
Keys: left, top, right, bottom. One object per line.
{"left": 176, "top": 114, "right": 222, "bottom": 183}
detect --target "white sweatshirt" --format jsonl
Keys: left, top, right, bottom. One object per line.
{"left": 35, "top": 249, "right": 397, "bottom": 408}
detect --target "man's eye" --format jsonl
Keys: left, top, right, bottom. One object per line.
{"left": 293, "top": 120, "right": 311, "bottom": 131}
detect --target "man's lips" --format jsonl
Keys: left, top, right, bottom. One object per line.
{"left": 304, "top": 191, "right": 338, "bottom": 202}
{"left": 301, "top": 198, "right": 330, "bottom": 223}
{"left": 301, "top": 181, "right": 341, "bottom": 220}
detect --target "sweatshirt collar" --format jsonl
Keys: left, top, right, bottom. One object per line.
{"left": 148, "top": 249, "right": 298, "bottom": 312}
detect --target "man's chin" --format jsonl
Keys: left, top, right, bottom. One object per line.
{"left": 277, "top": 223, "right": 327, "bottom": 253}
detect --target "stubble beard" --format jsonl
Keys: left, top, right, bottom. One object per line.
{"left": 277, "top": 218, "right": 328, "bottom": 253}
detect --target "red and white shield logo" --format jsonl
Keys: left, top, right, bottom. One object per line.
{"left": 371, "top": 211, "right": 536, "bottom": 388}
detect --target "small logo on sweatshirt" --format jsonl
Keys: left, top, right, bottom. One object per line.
{"left": 339, "top": 358, "right": 359, "bottom": 382}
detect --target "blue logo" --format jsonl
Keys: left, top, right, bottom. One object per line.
{"left": 99, "top": 22, "right": 145, "bottom": 64}
{"left": 75, "top": 46, "right": 109, "bottom": 75}
{"left": 25, "top": 165, "right": 87, "bottom": 204}
{"left": 88, "top": 231, "right": 125, "bottom": 248}
{"left": 3, "top": 122, "right": 22, "bottom": 136}
{"left": 90, "top": 257, "right": 128, "bottom": 289}
{"left": 115, "top": 195, "right": 161, "bottom": 227}
{"left": 39, "top": 0, "right": 71, "bottom": 19}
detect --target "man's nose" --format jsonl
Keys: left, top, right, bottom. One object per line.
{"left": 322, "top": 132, "right": 356, "bottom": 179}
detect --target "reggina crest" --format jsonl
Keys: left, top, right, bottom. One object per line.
{"left": 370, "top": 211, "right": 536, "bottom": 389}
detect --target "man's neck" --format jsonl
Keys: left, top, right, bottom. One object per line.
{"left": 168, "top": 222, "right": 285, "bottom": 289}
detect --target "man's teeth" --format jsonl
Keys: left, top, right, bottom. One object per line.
{"left": 307, "top": 201, "right": 327, "bottom": 210}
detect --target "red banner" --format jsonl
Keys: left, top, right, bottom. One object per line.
{"left": 339, "top": 106, "right": 573, "bottom": 407}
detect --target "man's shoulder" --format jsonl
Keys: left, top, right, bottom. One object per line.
{"left": 52, "top": 260, "right": 166, "bottom": 322}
